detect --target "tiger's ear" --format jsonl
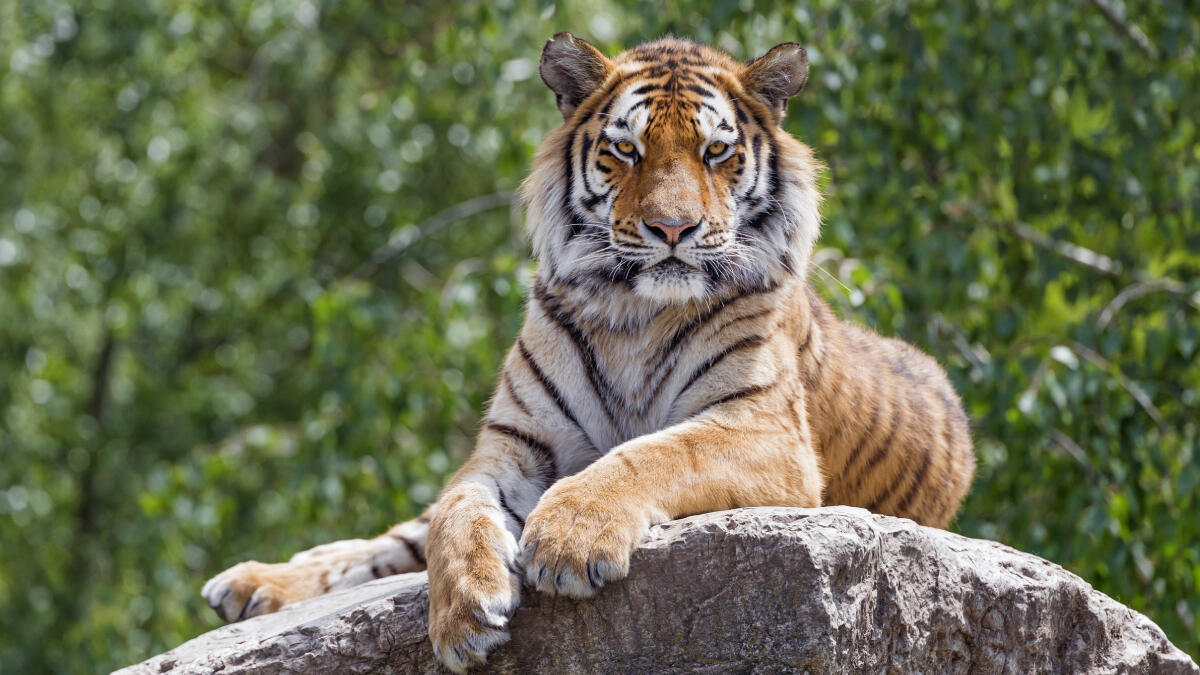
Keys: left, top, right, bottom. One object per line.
{"left": 539, "top": 32, "right": 612, "bottom": 120}
{"left": 742, "top": 43, "right": 809, "bottom": 122}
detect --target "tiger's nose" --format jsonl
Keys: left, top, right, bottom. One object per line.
{"left": 646, "top": 219, "right": 699, "bottom": 245}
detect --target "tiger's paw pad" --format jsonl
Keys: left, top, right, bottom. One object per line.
{"left": 201, "top": 561, "right": 290, "bottom": 622}
{"left": 517, "top": 486, "right": 643, "bottom": 598}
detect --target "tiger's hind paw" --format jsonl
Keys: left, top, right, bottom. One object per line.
{"left": 201, "top": 560, "right": 315, "bottom": 622}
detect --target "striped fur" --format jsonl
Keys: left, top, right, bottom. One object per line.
{"left": 200, "top": 35, "right": 975, "bottom": 674}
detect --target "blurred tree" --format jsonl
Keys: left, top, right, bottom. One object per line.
{"left": 0, "top": 0, "right": 1196, "bottom": 670}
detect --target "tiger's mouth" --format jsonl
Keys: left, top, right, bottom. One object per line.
{"left": 632, "top": 256, "right": 710, "bottom": 303}
{"left": 650, "top": 257, "right": 697, "bottom": 272}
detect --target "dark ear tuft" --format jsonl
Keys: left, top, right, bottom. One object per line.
{"left": 539, "top": 32, "right": 612, "bottom": 120}
{"left": 742, "top": 43, "right": 809, "bottom": 122}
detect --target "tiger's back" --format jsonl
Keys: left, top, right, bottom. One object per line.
{"left": 798, "top": 289, "right": 974, "bottom": 528}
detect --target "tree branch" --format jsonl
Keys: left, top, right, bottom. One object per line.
{"left": 1003, "top": 220, "right": 1123, "bottom": 277}
{"left": 1068, "top": 341, "right": 1163, "bottom": 426}
{"left": 1097, "top": 279, "right": 1187, "bottom": 328}
{"left": 69, "top": 330, "right": 117, "bottom": 602}
{"left": 350, "top": 191, "right": 518, "bottom": 280}
{"left": 1086, "top": 0, "right": 1157, "bottom": 60}
{"left": 1049, "top": 428, "right": 1094, "bottom": 474}
{"left": 1002, "top": 221, "right": 1194, "bottom": 302}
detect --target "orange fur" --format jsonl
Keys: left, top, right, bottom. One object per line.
{"left": 201, "top": 35, "right": 975, "bottom": 674}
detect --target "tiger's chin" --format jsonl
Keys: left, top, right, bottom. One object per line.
{"left": 631, "top": 259, "right": 711, "bottom": 304}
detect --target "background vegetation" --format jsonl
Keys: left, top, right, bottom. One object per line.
{"left": 1, "top": 0, "right": 1197, "bottom": 670}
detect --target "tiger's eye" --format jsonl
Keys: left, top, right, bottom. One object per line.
{"left": 615, "top": 140, "right": 637, "bottom": 156}
{"left": 707, "top": 141, "right": 728, "bottom": 156}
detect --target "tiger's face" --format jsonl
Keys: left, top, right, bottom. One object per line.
{"left": 525, "top": 35, "right": 822, "bottom": 309}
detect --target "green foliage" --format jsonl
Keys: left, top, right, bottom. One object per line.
{"left": 1, "top": 1, "right": 1197, "bottom": 670}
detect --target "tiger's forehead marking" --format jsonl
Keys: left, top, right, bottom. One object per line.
{"left": 603, "top": 57, "right": 740, "bottom": 146}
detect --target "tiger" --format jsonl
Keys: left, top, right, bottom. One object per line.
{"left": 200, "top": 33, "right": 976, "bottom": 673}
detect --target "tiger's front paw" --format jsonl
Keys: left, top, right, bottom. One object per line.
{"left": 518, "top": 477, "right": 650, "bottom": 598}
{"left": 427, "top": 514, "right": 523, "bottom": 673}
{"left": 201, "top": 561, "right": 309, "bottom": 622}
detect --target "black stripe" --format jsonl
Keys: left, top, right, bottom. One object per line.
{"left": 627, "top": 96, "right": 654, "bottom": 114}
{"left": 581, "top": 188, "right": 610, "bottom": 210}
{"left": 739, "top": 93, "right": 773, "bottom": 132}
{"left": 573, "top": 71, "right": 635, "bottom": 125}
{"left": 740, "top": 101, "right": 780, "bottom": 229}
{"left": 635, "top": 294, "right": 759, "bottom": 414}
{"left": 796, "top": 319, "right": 814, "bottom": 357}
{"left": 689, "top": 70, "right": 719, "bottom": 87}
{"left": 515, "top": 338, "right": 578, "bottom": 427}
{"left": 891, "top": 445, "right": 934, "bottom": 515}
{"left": 485, "top": 422, "right": 559, "bottom": 486}
{"left": 678, "top": 334, "right": 769, "bottom": 397}
{"left": 766, "top": 135, "right": 780, "bottom": 192}
{"left": 848, "top": 406, "right": 902, "bottom": 495}
{"left": 740, "top": 134, "right": 763, "bottom": 199}
{"left": 597, "top": 86, "right": 621, "bottom": 117}
{"left": 758, "top": 135, "right": 780, "bottom": 224}
{"left": 638, "top": 65, "right": 671, "bottom": 79}
{"left": 389, "top": 533, "right": 426, "bottom": 566}
{"left": 693, "top": 380, "right": 776, "bottom": 417}
{"left": 562, "top": 127, "right": 576, "bottom": 218}
{"left": 779, "top": 251, "right": 797, "bottom": 274}
{"left": 578, "top": 131, "right": 603, "bottom": 200}
{"left": 532, "top": 281, "right": 621, "bottom": 427}
{"left": 800, "top": 291, "right": 830, "bottom": 389}
{"left": 712, "top": 309, "right": 770, "bottom": 334}
{"left": 650, "top": 281, "right": 780, "bottom": 377}
{"left": 638, "top": 279, "right": 777, "bottom": 410}
{"left": 936, "top": 387, "right": 971, "bottom": 433}
{"left": 935, "top": 389, "right": 970, "bottom": 515}
{"left": 504, "top": 371, "right": 531, "bottom": 417}
{"left": 838, "top": 395, "right": 885, "bottom": 480}
{"left": 574, "top": 258, "right": 639, "bottom": 289}
{"left": 498, "top": 488, "right": 526, "bottom": 527}
{"left": 651, "top": 295, "right": 742, "bottom": 373}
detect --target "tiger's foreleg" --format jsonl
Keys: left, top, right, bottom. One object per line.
{"left": 201, "top": 510, "right": 430, "bottom": 622}
{"left": 425, "top": 425, "right": 555, "bottom": 673}
{"left": 519, "top": 391, "right": 821, "bottom": 598}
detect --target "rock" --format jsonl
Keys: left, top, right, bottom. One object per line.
{"left": 117, "top": 507, "right": 1198, "bottom": 674}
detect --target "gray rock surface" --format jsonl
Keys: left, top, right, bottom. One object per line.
{"left": 117, "top": 507, "right": 1198, "bottom": 674}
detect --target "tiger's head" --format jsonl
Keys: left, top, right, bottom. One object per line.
{"left": 524, "top": 34, "right": 822, "bottom": 312}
